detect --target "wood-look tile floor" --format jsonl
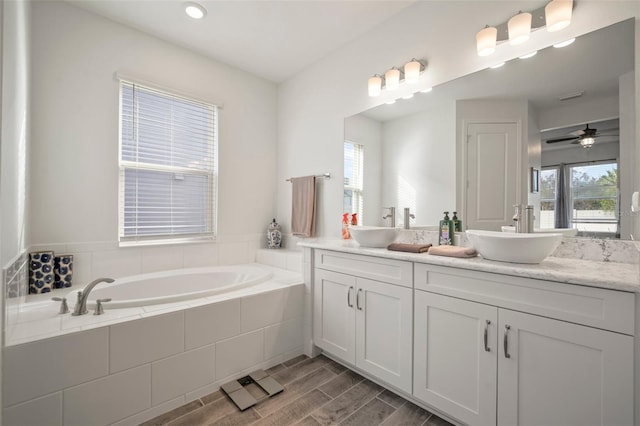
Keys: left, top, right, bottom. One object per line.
{"left": 142, "top": 355, "right": 455, "bottom": 426}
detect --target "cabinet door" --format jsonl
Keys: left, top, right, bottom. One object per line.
{"left": 498, "top": 309, "right": 634, "bottom": 426}
{"left": 355, "top": 278, "right": 413, "bottom": 393}
{"left": 313, "top": 269, "right": 356, "bottom": 363}
{"left": 414, "top": 291, "right": 498, "bottom": 426}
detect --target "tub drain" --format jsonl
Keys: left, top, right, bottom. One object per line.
{"left": 220, "top": 369, "right": 284, "bottom": 411}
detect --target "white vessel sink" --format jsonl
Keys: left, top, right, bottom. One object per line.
{"left": 501, "top": 226, "right": 578, "bottom": 237}
{"left": 349, "top": 226, "right": 399, "bottom": 248}
{"left": 466, "top": 229, "right": 562, "bottom": 264}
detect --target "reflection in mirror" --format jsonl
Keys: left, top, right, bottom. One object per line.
{"left": 344, "top": 19, "right": 635, "bottom": 239}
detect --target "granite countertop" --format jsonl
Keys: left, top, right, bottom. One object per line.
{"left": 299, "top": 240, "right": 640, "bottom": 293}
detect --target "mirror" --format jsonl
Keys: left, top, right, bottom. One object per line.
{"left": 344, "top": 19, "right": 635, "bottom": 239}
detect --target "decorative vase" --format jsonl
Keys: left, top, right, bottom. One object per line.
{"left": 54, "top": 254, "right": 74, "bottom": 288}
{"left": 29, "top": 251, "right": 55, "bottom": 294}
{"left": 267, "top": 218, "right": 282, "bottom": 249}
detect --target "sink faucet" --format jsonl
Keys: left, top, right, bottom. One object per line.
{"left": 513, "top": 204, "right": 524, "bottom": 233}
{"left": 382, "top": 207, "right": 396, "bottom": 228}
{"left": 403, "top": 208, "right": 415, "bottom": 229}
{"left": 72, "top": 277, "right": 115, "bottom": 316}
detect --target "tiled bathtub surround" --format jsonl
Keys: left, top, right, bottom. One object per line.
{"left": 3, "top": 267, "right": 305, "bottom": 426}
{"left": 3, "top": 252, "right": 28, "bottom": 299}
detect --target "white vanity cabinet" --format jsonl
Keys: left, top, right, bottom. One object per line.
{"left": 413, "top": 264, "right": 635, "bottom": 426}
{"left": 313, "top": 250, "right": 413, "bottom": 393}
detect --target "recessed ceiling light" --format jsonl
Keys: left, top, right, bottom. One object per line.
{"left": 519, "top": 51, "right": 537, "bottom": 59}
{"left": 490, "top": 62, "right": 505, "bottom": 69}
{"left": 420, "top": 87, "right": 433, "bottom": 93}
{"left": 184, "top": 2, "right": 207, "bottom": 19}
{"left": 402, "top": 93, "right": 414, "bottom": 100}
{"left": 553, "top": 38, "right": 575, "bottom": 48}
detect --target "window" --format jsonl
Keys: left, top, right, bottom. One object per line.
{"left": 119, "top": 80, "right": 218, "bottom": 243}
{"left": 540, "top": 167, "right": 558, "bottom": 228}
{"left": 569, "top": 162, "right": 618, "bottom": 236}
{"left": 344, "top": 141, "right": 364, "bottom": 221}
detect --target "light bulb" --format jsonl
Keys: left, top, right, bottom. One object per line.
{"left": 508, "top": 12, "right": 532, "bottom": 46}
{"left": 546, "top": 0, "right": 573, "bottom": 32}
{"left": 476, "top": 26, "right": 497, "bottom": 56}
{"left": 184, "top": 2, "right": 206, "bottom": 19}
{"left": 385, "top": 68, "right": 401, "bottom": 91}
{"left": 404, "top": 60, "right": 421, "bottom": 84}
{"left": 368, "top": 75, "right": 382, "bottom": 97}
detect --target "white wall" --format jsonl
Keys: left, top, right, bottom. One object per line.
{"left": 528, "top": 104, "right": 542, "bottom": 227}
{"left": 344, "top": 114, "right": 383, "bottom": 226}
{"left": 381, "top": 103, "right": 456, "bottom": 227}
{"left": 27, "top": 2, "right": 278, "bottom": 280}
{"left": 1, "top": 0, "right": 30, "bottom": 268}
{"left": 619, "top": 71, "right": 636, "bottom": 239}
{"left": 277, "top": 1, "right": 640, "bottom": 241}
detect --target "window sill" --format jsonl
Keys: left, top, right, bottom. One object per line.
{"left": 119, "top": 235, "right": 216, "bottom": 248}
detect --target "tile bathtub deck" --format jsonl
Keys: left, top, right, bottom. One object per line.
{"left": 142, "top": 355, "right": 454, "bottom": 426}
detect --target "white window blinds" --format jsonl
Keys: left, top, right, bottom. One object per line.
{"left": 119, "top": 80, "right": 218, "bottom": 242}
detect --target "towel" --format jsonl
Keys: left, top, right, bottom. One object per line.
{"left": 387, "top": 243, "right": 432, "bottom": 253}
{"left": 428, "top": 245, "right": 478, "bottom": 258}
{"left": 291, "top": 176, "right": 316, "bottom": 237}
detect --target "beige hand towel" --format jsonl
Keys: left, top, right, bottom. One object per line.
{"left": 428, "top": 245, "right": 478, "bottom": 258}
{"left": 291, "top": 176, "right": 316, "bottom": 237}
{"left": 387, "top": 243, "right": 432, "bottom": 253}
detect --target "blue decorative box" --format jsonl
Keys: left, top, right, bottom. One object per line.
{"left": 29, "top": 251, "right": 54, "bottom": 294}
{"left": 54, "top": 254, "right": 73, "bottom": 288}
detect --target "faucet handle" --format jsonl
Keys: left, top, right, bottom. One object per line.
{"left": 94, "top": 298, "right": 112, "bottom": 316}
{"left": 51, "top": 297, "right": 69, "bottom": 314}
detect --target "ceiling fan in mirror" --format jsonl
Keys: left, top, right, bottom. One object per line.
{"left": 544, "top": 124, "right": 619, "bottom": 149}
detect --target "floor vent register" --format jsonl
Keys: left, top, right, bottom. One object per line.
{"left": 220, "top": 369, "right": 284, "bottom": 411}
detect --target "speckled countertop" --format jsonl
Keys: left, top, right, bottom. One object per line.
{"left": 300, "top": 240, "right": 640, "bottom": 293}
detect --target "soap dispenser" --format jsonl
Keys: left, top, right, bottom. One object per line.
{"left": 439, "top": 212, "right": 454, "bottom": 245}
{"left": 452, "top": 211, "right": 462, "bottom": 232}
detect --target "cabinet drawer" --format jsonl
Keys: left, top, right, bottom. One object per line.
{"left": 314, "top": 250, "right": 413, "bottom": 288}
{"left": 414, "top": 263, "right": 635, "bottom": 335}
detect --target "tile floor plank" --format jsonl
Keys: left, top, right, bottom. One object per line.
{"left": 140, "top": 399, "right": 204, "bottom": 426}
{"left": 252, "top": 389, "right": 331, "bottom": 426}
{"left": 311, "top": 379, "right": 384, "bottom": 426}
{"left": 425, "top": 414, "right": 455, "bottom": 426}
{"left": 296, "top": 416, "right": 322, "bottom": 426}
{"left": 318, "top": 370, "right": 364, "bottom": 398}
{"left": 210, "top": 407, "right": 262, "bottom": 426}
{"left": 321, "top": 357, "right": 348, "bottom": 375}
{"left": 256, "top": 367, "right": 336, "bottom": 417}
{"left": 338, "top": 397, "right": 396, "bottom": 426}
{"left": 380, "top": 401, "right": 432, "bottom": 425}
{"left": 201, "top": 390, "right": 226, "bottom": 405}
{"left": 377, "top": 389, "right": 406, "bottom": 409}
{"left": 265, "top": 363, "right": 286, "bottom": 375}
{"left": 271, "top": 356, "right": 329, "bottom": 386}
{"left": 166, "top": 397, "right": 237, "bottom": 426}
{"left": 284, "top": 354, "right": 309, "bottom": 367}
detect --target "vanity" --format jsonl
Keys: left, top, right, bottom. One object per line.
{"left": 301, "top": 240, "right": 639, "bottom": 426}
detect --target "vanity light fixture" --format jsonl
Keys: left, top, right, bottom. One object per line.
{"left": 545, "top": 0, "right": 573, "bottom": 32}
{"left": 553, "top": 38, "right": 575, "bottom": 48}
{"left": 519, "top": 51, "right": 538, "bottom": 59}
{"left": 385, "top": 100, "right": 396, "bottom": 105}
{"left": 367, "top": 59, "right": 427, "bottom": 97}
{"left": 420, "top": 87, "right": 433, "bottom": 93}
{"left": 368, "top": 75, "right": 383, "bottom": 97}
{"left": 402, "top": 93, "right": 415, "bottom": 100}
{"left": 184, "top": 2, "right": 207, "bottom": 19}
{"left": 476, "top": 0, "right": 574, "bottom": 56}
{"left": 384, "top": 68, "right": 401, "bottom": 91}
{"left": 490, "top": 62, "right": 505, "bottom": 69}
{"left": 508, "top": 11, "right": 532, "bottom": 45}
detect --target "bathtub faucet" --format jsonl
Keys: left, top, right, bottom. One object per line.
{"left": 72, "top": 277, "right": 115, "bottom": 316}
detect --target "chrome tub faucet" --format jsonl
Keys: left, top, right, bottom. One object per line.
{"left": 72, "top": 277, "right": 115, "bottom": 316}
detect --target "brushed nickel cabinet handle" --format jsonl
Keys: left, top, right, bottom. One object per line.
{"left": 347, "top": 286, "right": 354, "bottom": 308}
{"left": 484, "top": 320, "right": 491, "bottom": 352}
{"left": 356, "top": 289, "right": 363, "bottom": 311}
{"left": 503, "top": 324, "right": 511, "bottom": 358}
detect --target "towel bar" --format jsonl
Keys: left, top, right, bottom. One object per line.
{"left": 286, "top": 173, "right": 331, "bottom": 182}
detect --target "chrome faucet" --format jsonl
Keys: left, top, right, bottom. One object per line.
{"left": 403, "top": 208, "right": 415, "bottom": 230}
{"left": 513, "top": 204, "right": 534, "bottom": 233}
{"left": 382, "top": 207, "right": 396, "bottom": 228}
{"left": 72, "top": 277, "right": 115, "bottom": 316}
{"left": 513, "top": 204, "right": 524, "bottom": 233}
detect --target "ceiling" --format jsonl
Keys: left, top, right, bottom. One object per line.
{"left": 66, "top": 0, "right": 415, "bottom": 83}
{"left": 360, "top": 19, "right": 635, "bottom": 123}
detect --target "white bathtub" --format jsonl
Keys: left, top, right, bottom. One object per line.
{"left": 70, "top": 265, "right": 274, "bottom": 309}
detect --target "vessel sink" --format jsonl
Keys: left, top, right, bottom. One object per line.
{"left": 349, "top": 226, "right": 399, "bottom": 248}
{"left": 501, "top": 225, "right": 578, "bottom": 237}
{"left": 466, "top": 229, "right": 562, "bottom": 264}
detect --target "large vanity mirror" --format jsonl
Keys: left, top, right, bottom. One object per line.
{"left": 344, "top": 19, "right": 635, "bottom": 239}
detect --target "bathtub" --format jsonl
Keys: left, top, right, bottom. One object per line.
{"left": 70, "top": 265, "right": 274, "bottom": 309}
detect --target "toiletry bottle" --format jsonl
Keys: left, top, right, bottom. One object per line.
{"left": 438, "top": 211, "right": 454, "bottom": 245}
{"left": 351, "top": 213, "right": 358, "bottom": 226}
{"left": 452, "top": 211, "right": 462, "bottom": 232}
{"left": 342, "top": 213, "right": 350, "bottom": 239}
